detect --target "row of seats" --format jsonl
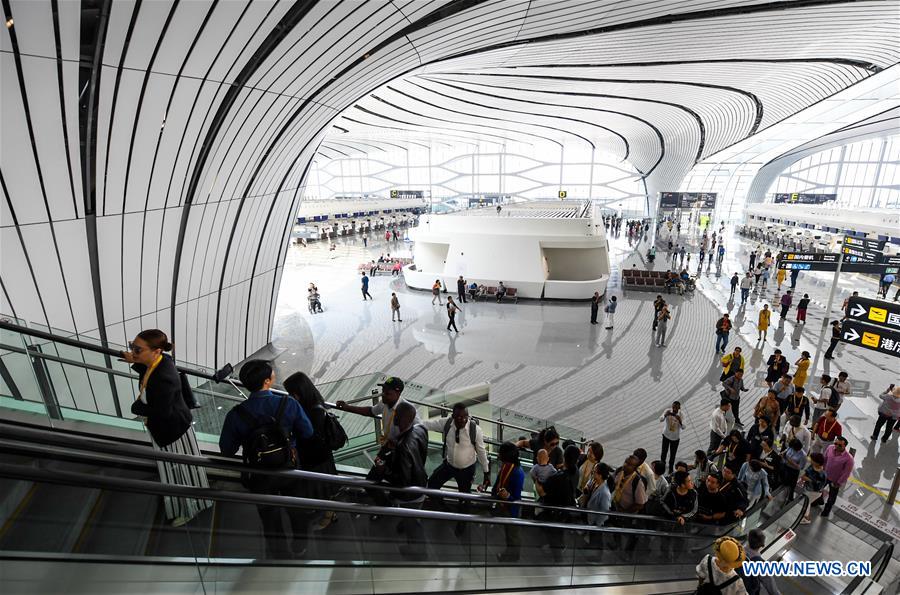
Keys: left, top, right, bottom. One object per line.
{"left": 623, "top": 269, "right": 669, "bottom": 291}
{"left": 475, "top": 286, "right": 519, "bottom": 303}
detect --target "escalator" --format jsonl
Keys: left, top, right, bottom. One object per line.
{"left": 0, "top": 420, "right": 809, "bottom": 594}
{"left": 0, "top": 320, "right": 812, "bottom": 593}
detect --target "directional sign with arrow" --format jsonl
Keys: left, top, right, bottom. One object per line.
{"left": 846, "top": 296, "right": 900, "bottom": 331}
{"left": 839, "top": 320, "right": 900, "bottom": 358}
{"left": 843, "top": 237, "right": 885, "bottom": 252}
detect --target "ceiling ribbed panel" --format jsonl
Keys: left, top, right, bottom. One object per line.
{"left": 1, "top": 0, "right": 897, "bottom": 368}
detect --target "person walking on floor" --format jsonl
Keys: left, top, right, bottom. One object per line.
{"left": 779, "top": 290, "right": 793, "bottom": 319}
{"left": 757, "top": 304, "right": 771, "bottom": 342}
{"left": 660, "top": 401, "right": 684, "bottom": 475}
{"left": 796, "top": 294, "right": 810, "bottom": 323}
{"left": 446, "top": 296, "right": 460, "bottom": 332}
{"left": 219, "top": 360, "right": 314, "bottom": 558}
{"left": 823, "top": 321, "right": 841, "bottom": 360}
{"left": 457, "top": 275, "right": 467, "bottom": 303}
{"left": 656, "top": 303, "right": 671, "bottom": 347}
{"left": 431, "top": 279, "right": 442, "bottom": 305}
{"left": 776, "top": 268, "right": 786, "bottom": 292}
{"left": 815, "top": 436, "right": 854, "bottom": 518}
{"left": 722, "top": 370, "right": 749, "bottom": 428}
{"left": 709, "top": 399, "right": 732, "bottom": 453}
{"left": 715, "top": 313, "right": 732, "bottom": 353}
{"left": 390, "top": 292, "right": 402, "bottom": 322}
{"left": 603, "top": 295, "right": 617, "bottom": 329}
{"left": 720, "top": 347, "right": 744, "bottom": 381}
{"left": 123, "top": 329, "right": 210, "bottom": 527}
{"left": 590, "top": 291, "right": 601, "bottom": 325}
{"left": 361, "top": 272, "right": 373, "bottom": 300}
{"left": 793, "top": 351, "right": 810, "bottom": 388}
{"left": 730, "top": 273, "right": 739, "bottom": 297}
{"left": 739, "top": 273, "right": 753, "bottom": 304}
{"left": 870, "top": 385, "right": 900, "bottom": 443}
{"left": 652, "top": 294, "right": 665, "bottom": 331}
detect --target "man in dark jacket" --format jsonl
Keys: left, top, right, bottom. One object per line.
{"left": 457, "top": 275, "right": 468, "bottom": 303}
{"left": 219, "top": 360, "right": 314, "bottom": 559}
{"left": 369, "top": 401, "right": 428, "bottom": 558}
{"left": 719, "top": 466, "right": 749, "bottom": 523}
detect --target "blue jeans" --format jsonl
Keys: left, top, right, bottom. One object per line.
{"left": 740, "top": 288, "right": 750, "bottom": 303}
{"left": 715, "top": 331, "right": 729, "bottom": 352}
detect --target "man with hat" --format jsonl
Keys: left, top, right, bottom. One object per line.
{"left": 695, "top": 536, "right": 748, "bottom": 594}
{"left": 335, "top": 377, "right": 419, "bottom": 445}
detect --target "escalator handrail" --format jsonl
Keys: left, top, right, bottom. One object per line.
{"left": 0, "top": 460, "right": 691, "bottom": 538}
{"left": 0, "top": 422, "right": 690, "bottom": 528}
{"left": 840, "top": 540, "right": 895, "bottom": 594}
{"left": 0, "top": 320, "right": 581, "bottom": 443}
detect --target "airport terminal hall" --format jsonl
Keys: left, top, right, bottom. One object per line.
{"left": 2, "top": 1, "right": 900, "bottom": 594}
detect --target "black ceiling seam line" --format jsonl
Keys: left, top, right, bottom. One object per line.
{"left": 333, "top": 125, "right": 350, "bottom": 133}
{"left": 381, "top": 83, "right": 632, "bottom": 165}
{"left": 157, "top": 3, "right": 266, "bottom": 355}
{"left": 159, "top": 1, "right": 257, "bottom": 213}
{"left": 124, "top": 0, "right": 179, "bottom": 340}
{"left": 419, "top": 0, "right": 883, "bottom": 73}
{"left": 342, "top": 112, "right": 540, "bottom": 151}
{"left": 47, "top": 0, "right": 102, "bottom": 417}
{"left": 1, "top": 0, "right": 80, "bottom": 337}
{"left": 339, "top": 115, "right": 511, "bottom": 148}
{"left": 49, "top": 0, "right": 80, "bottom": 219}
{"left": 169, "top": 0, "right": 319, "bottom": 360}
{"left": 828, "top": 106, "right": 900, "bottom": 136}
{"left": 323, "top": 138, "right": 407, "bottom": 155}
{"left": 511, "top": 0, "right": 533, "bottom": 42}
{"left": 0, "top": 276, "right": 19, "bottom": 322}
{"left": 387, "top": 0, "right": 423, "bottom": 65}
{"left": 421, "top": 75, "right": 705, "bottom": 164}
{"left": 354, "top": 101, "right": 566, "bottom": 152}
{"left": 150, "top": 0, "right": 221, "bottom": 337}
{"left": 429, "top": 72, "right": 762, "bottom": 139}
{"left": 700, "top": 61, "right": 895, "bottom": 163}
{"left": 99, "top": 0, "right": 142, "bottom": 218}
{"left": 495, "top": 57, "right": 881, "bottom": 74}
{"left": 0, "top": 170, "right": 51, "bottom": 331}
{"left": 76, "top": 0, "right": 121, "bottom": 417}
{"left": 411, "top": 78, "right": 667, "bottom": 173}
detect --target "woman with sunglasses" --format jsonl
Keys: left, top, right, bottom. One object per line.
{"left": 122, "top": 329, "right": 209, "bottom": 526}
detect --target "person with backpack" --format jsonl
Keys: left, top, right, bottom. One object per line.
{"left": 219, "top": 360, "right": 314, "bottom": 559}
{"left": 611, "top": 455, "right": 648, "bottom": 514}
{"left": 122, "top": 329, "right": 209, "bottom": 527}
{"left": 737, "top": 529, "right": 781, "bottom": 594}
{"left": 283, "top": 372, "right": 347, "bottom": 531}
{"left": 421, "top": 404, "right": 490, "bottom": 505}
{"left": 695, "top": 536, "right": 748, "bottom": 594}
{"left": 367, "top": 401, "right": 429, "bottom": 559}
{"left": 715, "top": 313, "right": 732, "bottom": 353}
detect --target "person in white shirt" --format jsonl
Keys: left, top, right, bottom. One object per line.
{"left": 696, "top": 536, "right": 748, "bottom": 595}
{"left": 709, "top": 400, "right": 732, "bottom": 453}
{"left": 809, "top": 374, "right": 833, "bottom": 427}
{"left": 422, "top": 403, "right": 490, "bottom": 497}
{"left": 781, "top": 414, "right": 811, "bottom": 453}
{"left": 335, "top": 377, "right": 419, "bottom": 444}
{"left": 830, "top": 372, "right": 851, "bottom": 411}
{"left": 660, "top": 401, "right": 684, "bottom": 475}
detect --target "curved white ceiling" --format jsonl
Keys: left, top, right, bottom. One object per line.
{"left": 1, "top": 0, "right": 898, "bottom": 367}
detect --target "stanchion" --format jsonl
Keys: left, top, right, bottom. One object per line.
{"left": 888, "top": 466, "right": 900, "bottom": 504}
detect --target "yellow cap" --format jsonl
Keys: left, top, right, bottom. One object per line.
{"left": 714, "top": 537, "right": 746, "bottom": 570}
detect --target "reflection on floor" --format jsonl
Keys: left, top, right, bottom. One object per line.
{"left": 271, "top": 226, "right": 899, "bottom": 569}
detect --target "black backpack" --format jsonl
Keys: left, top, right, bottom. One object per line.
{"left": 317, "top": 404, "right": 348, "bottom": 451}
{"left": 235, "top": 397, "right": 294, "bottom": 469}
{"left": 696, "top": 555, "right": 741, "bottom": 594}
{"left": 825, "top": 383, "right": 842, "bottom": 409}
{"left": 442, "top": 417, "right": 478, "bottom": 459}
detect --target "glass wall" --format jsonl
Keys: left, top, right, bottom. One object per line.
{"left": 767, "top": 135, "right": 900, "bottom": 209}
{"left": 304, "top": 139, "right": 647, "bottom": 213}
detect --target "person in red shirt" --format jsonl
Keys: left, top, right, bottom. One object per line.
{"left": 810, "top": 408, "right": 842, "bottom": 455}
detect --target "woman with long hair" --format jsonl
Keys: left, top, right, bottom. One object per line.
{"left": 122, "top": 329, "right": 209, "bottom": 526}
{"left": 283, "top": 371, "right": 341, "bottom": 530}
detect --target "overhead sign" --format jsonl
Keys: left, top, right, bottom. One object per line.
{"left": 839, "top": 320, "right": 900, "bottom": 359}
{"left": 777, "top": 252, "right": 840, "bottom": 271}
{"left": 390, "top": 190, "right": 424, "bottom": 199}
{"left": 558, "top": 190, "right": 567, "bottom": 199}
{"left": 773, "top": 193, "right": 836, "bottom": 204}
{"left": 846, "top": 297, "right": 900, "bottom": 331}
{"left": 841, "top": 247, "right": 881, "bottom": 262}
{"left": 842, "top": 254, "right": 900, "bottom": 274}
{"left": 843, "top": 237, "right": 885, "bottom": 252}
{"left": 659, "top": 192, "right": 717, "bottom": 209}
